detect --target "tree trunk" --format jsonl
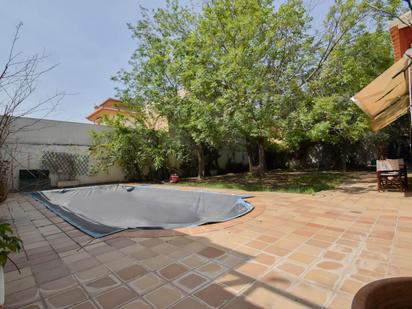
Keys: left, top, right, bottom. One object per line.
{"left": 0, "top": 160, "right": 9, "bottom": 203}
{"left": 257, "top": 137, "right": 266, "bottom": 172}
{"left": 196, "top": 145, "right": 205, "bottom": 178}
{"left": 246, "top": 143, "right": 254, "bottom": 172}
{"left": 340, "top": 146, "right": 347, "bottom": 172}
{"left": 0, "top": 182, "right": 8, "bottom": 203}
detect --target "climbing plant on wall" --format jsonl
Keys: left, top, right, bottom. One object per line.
{"left": 41, "top": 151, "right": 89, "bottom": 179}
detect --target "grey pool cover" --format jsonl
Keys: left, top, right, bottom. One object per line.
{"left": 31, "top": 185, "right": 253, "bottom": 238}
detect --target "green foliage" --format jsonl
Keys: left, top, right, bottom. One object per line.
{"left": 194, "top": 0, "right": 313, "bottom": 142}
{"left": 310, "top": 29, "right": 394, "bottom": 96}
{"left": 103, "top": 0, "right": 406, "bottom": 177}
{"left": 284, "top": 9, "right": 397, "bottom": 152}
{"left": 0, "top": 223, "right": 22, "bottom": 267}
{"left": 90, "top": 116, "right": 186, "bottom": 180}
{"left": 113, "top": 0, "right": 196, "bottom": 106}
{"left": 112, "top": 0, "right": 225, "bottom": 176}
{"left": 307, "top": 96, "right": 369, "bottom": 145}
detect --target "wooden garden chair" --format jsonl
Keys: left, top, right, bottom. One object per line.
{"left": 376, "top": 159, "right": 408, "bottom": 192}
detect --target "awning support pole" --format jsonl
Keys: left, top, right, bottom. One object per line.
{"left": 409, "top": 60, "right": 412, "bottom": 152}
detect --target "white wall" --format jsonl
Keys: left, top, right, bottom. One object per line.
{"left": 3, "top": 117, "right": 126, "bottom": 190}
{"left": 7, "top": 117, "right": 107, "bottom": 145}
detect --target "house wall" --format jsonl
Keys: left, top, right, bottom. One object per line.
{"left": 390, "top": 25, "right": 412, "bottom": 61}
{"left": 389, "top": 11, "right": 412, "bottom": 61}
{"left": 3, "top": 117, "right": 126, "bottom": 190}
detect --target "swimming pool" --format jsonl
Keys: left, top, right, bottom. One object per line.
{"left": 32, "top": 185, "right": 253, "bottom": 238}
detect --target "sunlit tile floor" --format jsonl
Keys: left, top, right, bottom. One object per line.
{"left": 3, "top": 172, "right": 412, "bottom": 308}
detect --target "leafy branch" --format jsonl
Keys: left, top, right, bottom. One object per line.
{"left": 0, "top": 223, "right": 22, "bottom": 270}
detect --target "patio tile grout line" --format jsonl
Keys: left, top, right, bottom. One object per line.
{"left": 9, "top": 196, "right": 107, "bottom": 308}
{"left": 386, "top": 209, "right": 400, "bottom": 277}
{"left": 322, "top": 214, "right": 375, "bottom": 307}
{"left": 26, "top": 197, "right": 92, "bottom": 308}
{"left": 232, "top": 205, "right": 383, "bottom": 307}
{"left": 223, "top": 213, "right": 336, "bottom": 307}
{"left": 9, "top": 199, "right": 56, "bottom": 307}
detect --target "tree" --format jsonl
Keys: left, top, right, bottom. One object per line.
{"left": 113, "top": 0, "right": 226, "bottom": 178}
{"left": 90, "top": 115, "right": 185, "bottom": 180}
{"left": 109, "top": 0, "right": 404, "bottom": 177}
{"left": 191, "top": 0, "right": 313, "bottom": 173}
{"left": 171, "top": 95, "right": 227, "bottom": 178}
{"left": 283, "top": 4, "right": 397, "bottom": 170}
{"left": 308, "top": 3, "right": 395, "bottom": 96}
{"left": 0, "top": 23, "right": 63, "bottom": 199}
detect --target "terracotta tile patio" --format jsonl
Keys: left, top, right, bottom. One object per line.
{"left": 2, "top": 172, "right": 412, "bottom": 308}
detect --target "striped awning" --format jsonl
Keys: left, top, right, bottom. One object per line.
{"left": 351, "top": 50, "right": 411, "bottom": 131}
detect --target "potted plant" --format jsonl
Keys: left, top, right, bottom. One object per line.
{"left": 0, "top": 223, "right": 22, "bottom": 307}
{"left": 169, "top": 173, "right": 180, "bottom": 183}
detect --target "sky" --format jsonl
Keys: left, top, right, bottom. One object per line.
{"left": 0, "top": 0, "right": 332, "bottom": 124}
